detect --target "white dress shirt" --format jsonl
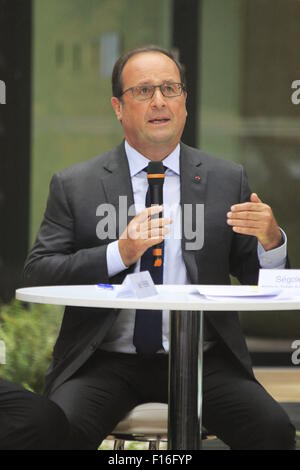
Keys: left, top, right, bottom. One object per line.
{"left": 99, "top": 141, "right": 287, "bottom": 354}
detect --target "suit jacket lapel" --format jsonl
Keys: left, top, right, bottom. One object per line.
{"left": 180, "top": 143, "right": 208, "bottom": 284}
{"left": 100, "top": 141, "right": 136, "bottom": 280}
{"left": 101, "top": 141, "right": 136, "bottom": 235}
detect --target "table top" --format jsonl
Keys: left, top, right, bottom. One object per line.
{"left": 15, "top": 285, "right": 300, "bottom": 311}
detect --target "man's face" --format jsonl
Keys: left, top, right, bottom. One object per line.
{"left": 111, "top": 52, "right": 187, "bottom": 158}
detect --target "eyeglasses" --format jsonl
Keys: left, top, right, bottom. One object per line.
{"left": 120, "top": 83, "right": 186, "bottom": 101}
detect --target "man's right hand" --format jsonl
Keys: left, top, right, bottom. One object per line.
{"left": 118, "top": 205, "right": 172, "bottom": 267}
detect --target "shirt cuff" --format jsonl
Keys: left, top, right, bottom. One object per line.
{"left": 257, "top": 228, "right": 287, "bottom": 269}
{"left": 106, "top": 240, "right": 128, "bottom": 278}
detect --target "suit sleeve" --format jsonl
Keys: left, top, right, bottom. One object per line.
{"left": 23, "top": 173, "right": 109, "bottom": 286}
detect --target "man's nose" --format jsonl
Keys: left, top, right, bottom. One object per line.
{"left": 150, "top": 87, "right": 166, "bottom": 107}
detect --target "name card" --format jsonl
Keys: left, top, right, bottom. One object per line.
{"left": 116, "top": 271, "right": 158, "bottom": 298}
{"left": 259, "top": 269, "right": 300, "bottom": 290}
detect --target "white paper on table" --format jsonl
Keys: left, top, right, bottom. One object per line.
{"left": 115, "top": 271, "right": 158, "bottom": 299}
{"left": 196, "top": 285, "right": 281, "bottom": 299}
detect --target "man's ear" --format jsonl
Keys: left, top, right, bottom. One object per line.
{"left": 111, "top": 97, "right": 123, "bottom": 122}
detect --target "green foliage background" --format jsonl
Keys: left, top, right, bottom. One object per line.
{"left": 0, "top": 301, "right": 62, "bottom": 393}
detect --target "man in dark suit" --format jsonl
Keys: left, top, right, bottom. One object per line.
{"left": 24, "top": 45, "right": 295, "bottom": 449}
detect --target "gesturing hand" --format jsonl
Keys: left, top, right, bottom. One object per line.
{"left": 227, "top": 193, "right": 282, "bottom": 251}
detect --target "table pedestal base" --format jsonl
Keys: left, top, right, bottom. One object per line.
{"left": 168, "top": 310, "right": 204, "bottom": 450}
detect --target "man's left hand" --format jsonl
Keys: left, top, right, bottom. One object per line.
{"left": 227, "top": 193, "right": 282, "bottom": 251}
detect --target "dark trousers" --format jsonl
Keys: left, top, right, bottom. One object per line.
{"left": 0, "top": 378, "right": 70, "bottom": 450}
{"left": 50, "top": 342, "right": 296, "bottom": 450}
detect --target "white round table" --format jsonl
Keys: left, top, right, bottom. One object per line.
{"left": 16, "top": 284, "right": 300, "bottom": 450}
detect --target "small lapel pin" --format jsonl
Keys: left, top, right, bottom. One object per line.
{"left": 195, "top": 175, "right": 201, "bottom": 182}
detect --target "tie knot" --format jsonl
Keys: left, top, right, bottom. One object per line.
{"left": 142, "top": 165, "right": 167, "bottom": 174}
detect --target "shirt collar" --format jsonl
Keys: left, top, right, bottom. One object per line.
{"left": 125, "top": 140, "right": 180, "bottom": 177}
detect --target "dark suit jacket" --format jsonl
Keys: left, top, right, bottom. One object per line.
{"left": 24, "top": 141, "right": 264, "bottom": 396}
